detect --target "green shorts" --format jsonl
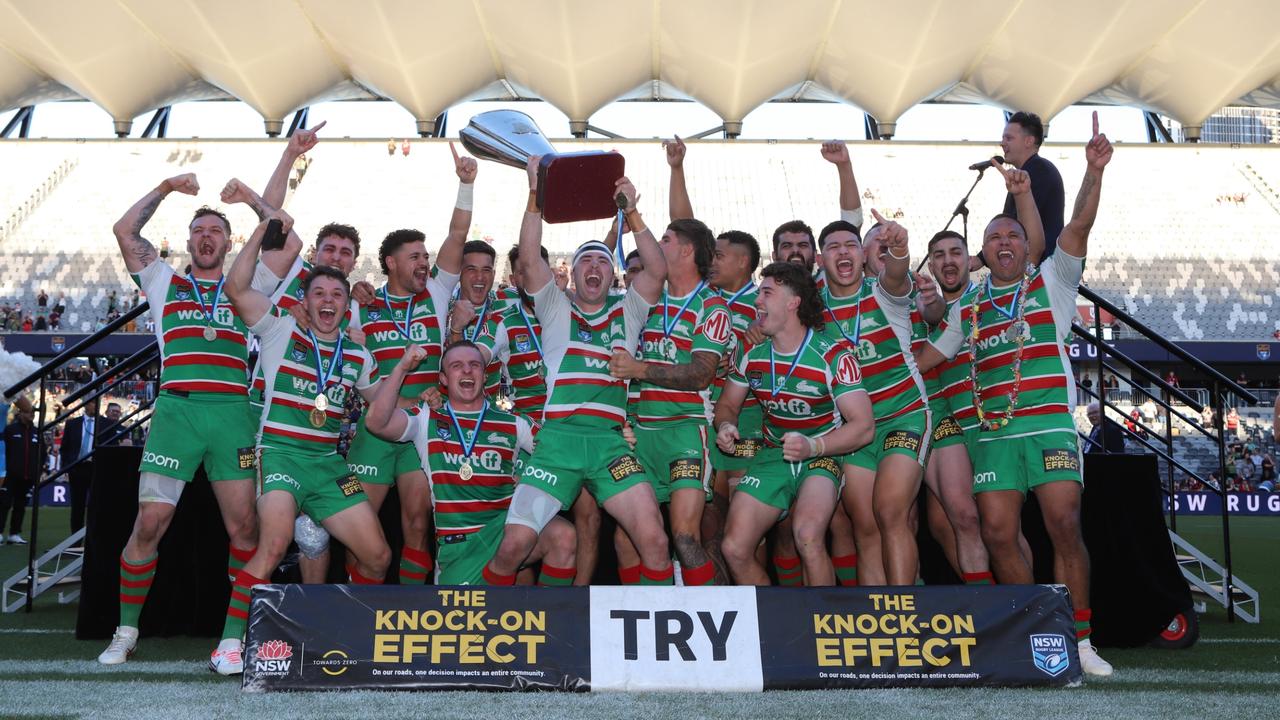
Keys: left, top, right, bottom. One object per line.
{"left": 435, "top": 519, "right": 504, "bottom": 585}
{"left": 846, "top": 409, "right": 932, "bottom": 471}
{"left": 712, "top": 405, "right": 765, "bottom": 473}
{"left": 518, "top": 423, "right": 651, "bottom": 510}
{"left": 635, "top": 423, "right": 711, "bottom": 503}
{"left": 736, "top": 446, "right": 843, "bottom": 511}
{"left": 345, "top": 415, "right": 424, "bottom": 486}
{"left": 931, "top": 414, "right": 968, "bottom": 451}
{"left": 259, "top": 448, "right": 367, "bottom": 522}
{"left": 972, "top": 430, "right": 1082, "bottom": 495}
{"left": 139, "top": 391, "right": 256, "bottom": 482}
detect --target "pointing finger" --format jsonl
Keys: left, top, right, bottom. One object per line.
{"left": 310, "top": 119, "right": 327, "bottom": 133}
{"left": 991, "top": 158, "right": 1010, "bottom": 178}
{"left": 870, "top": 208, "right": 887, "bottom": 224}
{"left": 449, "top": 141, "right": 461, "bottom": 164}
{"left": 1092, "top": 110, "right": 1099, "bottom": 138}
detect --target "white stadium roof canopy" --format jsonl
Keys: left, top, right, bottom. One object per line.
{"left": 2, "top": 0, "right": 1279, "bottom": 139}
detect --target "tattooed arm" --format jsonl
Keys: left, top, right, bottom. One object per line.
{"left": 609, "top": 349, "right": 719, "bottom": 391}
{"left": 113, "top": 173, "right": 199, "bottom": 273}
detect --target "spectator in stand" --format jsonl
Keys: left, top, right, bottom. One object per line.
{"left": 1226, "top": 407, "right": 1240, "bottom": 436}
{"left": 48, "top": 311, "right": 60, "bottom": 331}
{"left": 1165, "top": 370, "right": 1180, "bottom": 388}
{"left": 387, "top": 139, "right": 396, "bottom": 156}
{"left": 33, "top": 315, "right": 46, "bottom": 331}
{"left": 1201, "top": 405, "right": 1214, "bottom": 429}
{"left": 36, "top": 289, "right": 48, "bottom": 318}
{"left": 401, "top": 139, "right": 411, "bottom": 157}
{"left": 106, "top": 290, "right": 118, "bottom": 315}
{"left": 1237, "top": 370, "right": 1249, "bottom": 388}
{"left": 20, "top": 315, "right": 32, "bottom": 332}
{"left": 1080, "top": 374, "right": 1094, "bottom": 395}
{"left": 1, "top": 400, "right": 41, "bottom": 544}
{"left": 1085, "top": 401, "right": 1125, "bottom": 454}
{"left": 54, "top": 292, "right": 66, "bottom": 316}
{"left": 1260, "top": 454, "right": 1276, "bottom": 492}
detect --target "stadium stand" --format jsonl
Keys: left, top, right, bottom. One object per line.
{"left": 0, "top": 139, "right": 1278, "bottom": 339}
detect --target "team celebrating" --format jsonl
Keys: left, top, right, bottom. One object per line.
{"left": 94, "top": 113, "right": 1116, "bottom": 678}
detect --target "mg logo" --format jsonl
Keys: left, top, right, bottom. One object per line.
{"left": 702, "top": 307, "right": 732, "bottom": 344}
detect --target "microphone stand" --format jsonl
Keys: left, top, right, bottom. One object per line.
{"left": 916, "top": 165, "right": 990, "bottom": 273}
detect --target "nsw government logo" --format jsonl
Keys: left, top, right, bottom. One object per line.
{"left": 253, "top": 639, "right": 294, "bottom": 676}
{"left": 1029, "top": 633, "right": 1069, "bottom": 677}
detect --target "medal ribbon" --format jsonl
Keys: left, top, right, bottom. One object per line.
{"left": 515, "top": 302, "right": 544, "bottom": 359}
{"left": 723, "top": 282, "right": 755, "bottom": 310}
{"left": 380, "top": 286, "right": 416, "bottom": 340}
{"left": 464, "top": 295, "right": 492, "bottom": 342}
{"left": 769, "top": 329, "right": 813, "bottom": 399}
{"left": 663, "top": 281, "right": 707, "bottom": 338}
{"left": 305, "top": 329, "right": 343, "bottom": 398}
{"left": 445, "top": 401, "right": 488, "bottom": 464}
{"left": 985, "top": 275, "right": 1023, "bottom": 323}
{"left": 822, "top": 281, "right": 864, "bottom": 347}
{"left": 614, "top": 208, "right": 627, "bottom": 268}
{"left": 186, "top": 273, "right": 226, "bottom": 329}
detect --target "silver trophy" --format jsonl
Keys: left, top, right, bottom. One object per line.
{"left": 459, "top": 110, "right": 625, "bottom": 224}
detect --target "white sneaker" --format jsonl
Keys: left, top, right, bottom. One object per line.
{"left": 209, "top": 638, "right": 244, "bottom": 676}
{"left": 7, "top": 534, "right": 27, "bottom": 545}
{"left": 97, "top": 626, "right": 139, "bottom": 665}
{"left": 1078, "top": 639, "right": 1114, "bottom": 677}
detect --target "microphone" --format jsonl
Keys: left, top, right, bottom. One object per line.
{"left": 969, "top": 156, "right": 1005, "bottom": 171}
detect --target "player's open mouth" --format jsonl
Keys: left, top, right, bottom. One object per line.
{"left": 997, "top": 250, "right": 1015, "bottom": 268}
{"left": 941, "top": 264, "right": 959, "bottom": 282}
{"left": 319, "top": 308, "right": 336, "bottom": 319}
{"left": 584, "top": 274, "right": 603, "bottom": 289}
{"left": 836, "top": 258, "right": 855, "bottom": 277}
{"left": 458, "top": 378, "right": 476, "bottom": 389}
{"left": 413, "top": 268, "right": 427, "bottom": 282}
{"left": 199, "top": 242, "right": 214, "bottom": 255}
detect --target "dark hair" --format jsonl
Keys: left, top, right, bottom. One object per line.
{"left": 507, "top": 243, "right": 549, "bottom": 269}
{"left": 191, "top": 206, "right": 230, "bottom": 235}
{"left": 927, "top": 230, "right": 966, "bottom": 253}
{"left": 717, "top": 230, "right": 761, "bottom": 273}
{"left": 817, "top": 220, "right": 861, "bottom": 248}
{"left": 442, "top": 339, "right": 483, "bottom": 365}
{"left": 379, "top": 229, "right": 426, "bottom": 274}
{"left": 985, "top": 213, "right": 1027, "bottom": 240}
{"left": 316, "top": 223, "right": 361, "bottom": 256}
{"left": 462, "top": 240, "right": 496, "bottom": 262}
{"left": 625, "top": 249, "right": 642, "bottom": 266}
{"left": 302, "top": 265, "right": 351, "bottom": 298}
{"left": 1008, "top": 111, "right": 1045, "bottom": 147}
{"left": 771, "top": 220, "right": 813, "bottom": 254}
{"left": 761, "top": 261, "right": 824, "bottom": 330}
{"left": 667, "top": 218, "right": 715, "bottom": 280}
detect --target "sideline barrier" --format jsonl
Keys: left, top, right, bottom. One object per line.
{"left": 243, "top": 584, "right": 1081, "bottom": 692}
{"left": 1166, "top": 491, "right": 1280, "bottom": 516}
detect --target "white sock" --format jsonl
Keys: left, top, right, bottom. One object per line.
{"left": 217, "top": 637, "right": 241, "bottom": 652}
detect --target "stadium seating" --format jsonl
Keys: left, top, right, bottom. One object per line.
{"left": 0, "top": 139, "right": 1278, "bottom": 338}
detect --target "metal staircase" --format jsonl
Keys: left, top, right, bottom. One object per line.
{"left": 2, "top": 528, "right": 85, "bottom": 612}
{"left": 1169, "top": 530, "right": 1259, "bottom": 623}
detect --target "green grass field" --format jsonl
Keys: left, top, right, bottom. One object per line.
{"left": 1, "top": 509, "right": 1277, "bottom": 719}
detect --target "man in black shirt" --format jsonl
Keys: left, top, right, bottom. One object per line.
{"left": 1001, "top": 111, "right": 1065, "bottom": 257}
{"left": 2, "top": 402, "right": 42, "bottom": 544}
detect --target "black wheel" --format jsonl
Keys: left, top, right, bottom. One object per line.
{"left": 1149, "top": 610, "right": 1200, "bottom": 649}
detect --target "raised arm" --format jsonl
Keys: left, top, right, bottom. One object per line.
{"left": 113, "top": 173, "right": 197, "bottom": 273}
{"left": 1058, "top": 112, "right": 1112, "bottom": 258}
{"left": 516, "top": 156, "right": 554, "bottom": 294}
{"left": 364, "top": 344, "right": 425, "bottom": 442}
{"left": 822, "top": 141, "right": 862, "bottom": 226}
{"left": 220, "top": 178, "right": 302, "bottom": 278}
{"left": 993, "top": 160, "right": 1045, "bottom": 265}
{"left": 871, "top": 209, "right": 911, "bottom": 297}
{"left": 225, "top": 210, "right": 291, "bottom": 328}
{"left": 263, "top": 120, "right": 325, "bottom": 209}
{"left": 666, "top": 136, "right": 694, "bottom": 220}
{"left": 617, "top": 177, "right": 667, "bottom": 304}
{"left": 433, "top": 143, "right": 478, "bottom": 277}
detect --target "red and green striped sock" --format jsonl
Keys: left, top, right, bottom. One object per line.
{"left": 680, "top": 560, "right": 716, "bottom": 586}
{"left": 537, "top": 563, "right": 576, "bottom": 587}
{"left": 118, "top": 552, "right": 158, "bottom": 628}
{"left": 617, "top": 564, "right": 642, "bottom": 585}
{"left": 227, "top": 544, "right": 255, "bottom": 582}
{"left": 222, "top": 569, "right": 268, "bottom": 640}
{"left": 639, "top": 563, "right": 675, "bottom": 585}
{"left": 773, "top": 555, "right": 804, "bottom": 587}
{"left": 963, "top": 571, "right": 995, "bottom": 586}
{"left": 399, "top": 546, "right": 433, "bottom": 585}
{"left": 347, "top": 565, "right": 381, "bottom": 585}
{"left": 482, "top": 563, "right": 516, "bottom": 586}
{"left": 832, "top": 554, "right": 858, "bottom": 586}
{"left": 1074, "top": 608, "right": 1093, "bottom": 641}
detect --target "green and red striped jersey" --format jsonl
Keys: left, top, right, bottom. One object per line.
{"left": 727, "top": 329, "right": 867, "bottom": 446}
{"left": 712, "top": 283, "right": 763, "bottom": 437}
{"left": 632, "top": 282, "right": 731, "bottom": 428}
{"left": 533, "top": 282, "right": 650, "bottom": 428}
{"left": 479, "top": 293, "right": 547, "bottom": 419}
{"left": 251, "top": 308, "right": 374, "bottom": 454}
{"left": 356, "top": 271, "right": 458, "bottom": 399}
{"left": 399, "top": 404, "right": 535, "bottom": 536}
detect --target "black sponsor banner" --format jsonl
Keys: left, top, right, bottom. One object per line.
{"left": 243, "top": 584, "right": 589, "bottom": 692}
{"left": 756, "top": 585, "right": 1081, "bottom": 688}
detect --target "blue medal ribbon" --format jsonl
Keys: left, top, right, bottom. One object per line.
{"left": 515, "top": 301, "right": 544, "bottom": 359}
{"left": 662, "top": 281, "right": 707, "bottom": 338}
{"left": 769, "top": 329, "right": 813, "bottom": 399}
{"left": 445, "top": 400, "right": 488, "bottom": 464}
{"left": 305, "top": 328, "right": 344, "bottom": 398}
{"left": 380, "top": 286, "right": 416, "bottom": 340}
{"left": 722, "top": 282, "right": 755, "bottom": 310}
{"left": 822, "top": 282, "right": 864, "bottom": 347}
{"left": 985, "top": 276, "right": 1022, "bottom": 322}
{"left": 186, "top": 272, "right": 226, "bottom": 327}
{"left": 463, "top": 294, "right": 492, "bottom": 342}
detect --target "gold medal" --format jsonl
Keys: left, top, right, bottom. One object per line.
{"left": 203, "top": 326, "right": 217, "bottom": 342}
{"left": 314, "top": 394, "right": 328, "bottom": 412}
{"left": 309, "top": 408, "right": 327, "bottom": 428}
{"left": 458, "top": 462, "right": 474, "bottom": 481}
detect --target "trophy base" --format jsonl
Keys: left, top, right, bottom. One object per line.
{"left": 538, "top": 152, "right": 627, "bottom": 224}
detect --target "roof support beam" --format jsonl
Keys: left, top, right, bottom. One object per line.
{"left": 1, "top": 106, "right": 34, "bottom": 139}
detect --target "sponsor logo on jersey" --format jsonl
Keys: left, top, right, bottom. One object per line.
{"left": 1023, "top": 297, "right": 1042, "bottom": 310}
{"left": 142, "top": 451, "right": 180, "bottom": 471}
{"left": 290, "top": 343, "right": 308, "bottom": 363}
{"left": 835, "top": 352, "right": 862, "bottom": 386}
{"left": 748, "top": 371, "right": 763, "bottom": 389}
{"left": 175, "top": 287, "right": 192, "bottom": 301}
{"left": 973, "top": 471, "right": 998, "bottom": 485}
{"left": 514, "top": 334, "right": 531, "bottom": 352}
{"left": 368, "top": 309, "right": 382, "bottom": 321}
{"left": 253, "top": 639, "right": 294, "bottom": 676}
{"left": 348, "top": 463, "right": 378, "bottom": 478}
{"left": 1042, "top": 449, "right": 1080, "bottom": 473}
{"left": 335, "top": 474, "right": 363, "bottom": 498}
{"left": 263, "top": 473, "right": 301, "bottom": 490}
{"left": 578, "top": 327, "right": 593, "bottom": 342}
{"left": 1029, "top": 634, "right": 1069, "bottom": 677}
{"left": 883, "top": 430, "right": 922, "bottom": 453}
{"left": 486, "top": 432, "right": 512, "bottom": 448}
{"left": 859, "top": 315, "right": 881, "bottom": 330}
{"left": 794, "top": 380, "right": 819, "bottom": 394}
{"left": 436, "top": 425, "right": 452, "bottom": 440}
{"left": 703, "top": 307, "right": 732, "bottom": 344}
{"left": 607, "top": 454, "right": 645, "bottom": 483}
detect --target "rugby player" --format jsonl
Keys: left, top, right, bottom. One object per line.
{"left": 365, "top": 341, "right": 576, "bottom": 586}
{"left": 212, "top": 210, "right": 385, "bottom": 674}
{"left": 479, "top": 157, "right": 672, "bottom": 586}
{"left": 716, "top": 261, "right": 874, "bottom": 585}
{"left": 919, "top": 113, "right": 1115, "bottom": 676}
